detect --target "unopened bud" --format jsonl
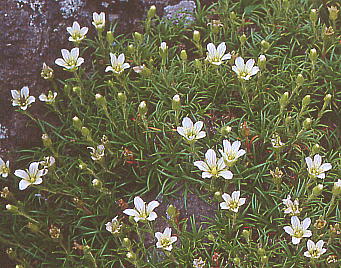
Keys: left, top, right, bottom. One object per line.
{"left": 92, "top": 179, "right": 102, "bottom": 188}
{"left": 332, "top": 179, "right": 341, "bottom": 196}
{"left": 258, "top": 247, "right": 266, "bottom": 256}
{"left": 73, "top": 86, "right": 82, "bottom": 96}
{"left": 239, "top": 34, "right": 247, "bottom": 45}
{"left": 27, "top": 222, "right": 40, "bottom": 233}
{"left": 261, "top": 255, "right": 268, "bottom": 265}
{"left": 78, "top": 160, "right": 87, "bottom": 170}
{"left": 214, "top": 191, "right": 222, "bottom": 201}
{"left": 126, "top": 251, "right": 136, "bottom": 260}
{"left": 220, "top": 125, "right": 232, "bottom": 137}
{"left": 127, "top": 44, "right": 134, "bottom": 54}
{"left": 309, "top": 48, "right": 318, "bottom": 63}
{"left": 285, "top": 116, "right": 292, "bottom": 126}
{"left": 310, "top": 9, "right": 318, "bottom": 24}
{"left": 81, "top": 127, "right": 91, "bottom": 139}
{"left": 117, "top": 92, "right": 127, "bottom": 106}
{"left": 233, "top": 257, "right": 241, "bottom": 266}
{"left": 328, "top": 6, "right": 339, "bottom": 22}
{"left": 194, "top": 59, "right": 202, "bottom": 69}
{"left": 72, "top": 116, "right": 83, "bottom": 131}
{"left": 302, "top": 95, "right": 311, "bottom": 108}
{"left": 180, "top": 50, "right": 187, "bottom": 61}
{"left": 42, "top": 134, "right": 52, "bottom": 148}
{"left": 133, "top": 32, "right": 143, "bottom": 43}
{"left": 311, "top": 144, "right": 321, "bottom": 155}
{"left": 172, "top": 94, "right": 181, "bottom": 111}
{"left": 207, "top": 233, "right": 215, "bottom": 241}
{"left": 296, "top": 74, "right": 304, "bottom": 87}
{"left": 261, "top": 40, "right": 270, "bottom": 52}
{"left": 303, "top": 118, "right": 312, "bottom": 129}
{"left": 122, "top": 237, "right": 131, "bottom": 248}
{"left": 147, "top": 5, "right": 156, "bottom": 19}
{"left": 257, "top": 55, "right": 266, "bottom": 69}
{"left": 280, "top": 92, "right": 289, "bottom": 110}
{"left": 242, "top": 229, "right": 251, "bottom": 242}
{"left": 95, "top": 93, "right": 107, "bottom": 108}
{"left": 138, "top": 101, "right": 147, "bottom": 116}
{"left": 312, "top": 184, "right": 323, "bottom": 197}
{"left": 41, "top": 63, "right": 54, "bottom": 80}
{"left": 324, "top": 94, "right": 332, "bottom": 105}
{"left": 106, "top": 31, "right": 114, "bottom": 44}
{"left": 193, "top": 30, "right": 201, "bottom": 42}
{"left": 166, "top": 204, "right": 179, "bottom": 220}
{"left": 6, "top": 204, "right": 18, "bottom": 212}
{"left": 230, "top": 11, "right": 237, "bottom": 21}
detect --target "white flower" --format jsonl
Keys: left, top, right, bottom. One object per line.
{"left": 283, "top": 216, "right": 312, "bottom": 244}
{"left": 0, "top": 158, "right": 10, "bottom": 178}
{"left": 304, "top": 240, "right": 327, "bottom": 259}
{"left": 67, "top": 21, "right": 88, "bottom": 43}
{"left": 105, "top": 216, "right": 122, "bottom": 234}
{"left": 160, "top": 42, "right": 168, "bottom": 51}
{"left": 11, "top": 86, "right": 35, "bottom": 110}
{"left": 14, "top": 162, "right": 47, "bottom": 190}
{"left": 305, "top": 154, "right": 332, "bottom": 179}
{"left": 232, "top": 57, "right": 260, "bottom": 80}
{"left": 220, "top": 191, "right": 246, "bottom": 213}
{"left": 194, "top": 149, "right": 233, "bottom": 180}
{"left": 155, "top": 227, "right": 177, "bottom": 251}
{"left": 133, "top": 65, "right": 146, "bottom": 73}
{"left": 219, "top": 140, "right": 246, "bottom": 167}
{"left": 205, "top": 42, "right": 231, "bottom": 65}
{"left": 123, "top": 196, "right": 159, "bottom": 222}
{"left": 92, "top": 12, "right": 105, "bottom": 29}
{"left": 271, "top": 135, "right": 284, "bottom": 149}
{"left": 177, "top": 117, "right": 206, "bottom": 143}
{"left": 55, "top": 48, "right": 84, "bottom": 71}
{"left": 193, "top": 257, "right": 206, "bottom": 268}
{"left": 41, "top": 63, "right": 54, "bottom": 79}
{"left": 105, "top": 53, "right": 130, "bottom": 74}
{"left": 332, "top": 179, "right": 341, "bottom": 196}
{"left": 39, "top": 91, "right": 57, "bottom": 104}
{"left": 88, "top": 145, "right": 105, "bottom": 161}
{"left": 39, "top": 156, "right": 56, "bottom": 169}
{"left": 282, "top": 195, "right": 300, "bottom": 215}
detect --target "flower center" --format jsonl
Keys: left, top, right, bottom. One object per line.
{"left": 293, "top": 228, "right": 303, "bottom": 238}
{"left": 310, "top": 249, "right": 319, "bottom": 258}
{"left": 210, "top": 166, "right": 218, "bottom": 176}
{"left": 160, "top": 238, "right": 171, "bottom": 248}
{"left": 229, "top": 200, "right": 239, "bottom": 210}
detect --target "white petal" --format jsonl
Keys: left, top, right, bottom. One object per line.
{"left": 316, "top": 240, "right": 324, "bottom": 249}
{"left": 27, "top": 96, "right": 35, "bottom": 105}
{"left": 55, "top": 58, "right": 67, "bottom": 67}
{"left": 207, "top": 43, "right": 216, "bottom": 55}
{"left": 29, "top": 162, "right": 39, "bottom": 174}
{"left": 232, "top": 141, "right": 241, "bottom": 152}
{"left": 123, "top": 209, "right": 139, "bottom": 217}
{"left": 232, "top": 66, "right": 239, "bottom": 75}
{"left": 202, "top": 171, "right": 213, "bottom": 179}
{"left": 220, "top": 202, "right": 228, "bottom": 209}
{"left": 147, "top": 211, "right": 157, "bottom": 221}
{"left": 205, "top": 149, "right": 216, "bottom": 167}
{"left": 245, "top": 59, "right": 255, "bottom": 72}
{"left": 61, "top": 49, "right": 70, "bottom": 61}
{"left": 292, "top": 237, "right": 301, "bottom": 244}
{"left": 80, "top": 27, "right": 88, "bottom": 35}
{"left": 193, "top": 161, "right": 209, "bottom": 172}
{"left": 304, "top": 251, "right": 311, "bottom": 258}
{"left": 164, "top": 227, "right": 171, "bottom": 236}
{"left": 134, "top": 196, "right": 145, "bottom": 213}
{"left": 305, "top": 157, "right": 313, "bottom": 169}
{"left": 291, "top": 216, "right": 300, "bottom": 227}
{"left": 147, "top": 200, "right": 159, "bottom": 213}
{"left": 303, "top": 230, "right": 312, "bottom": 238}
{"left": 320, "top": 163, "right": 332, "bottom": 172}
{"left": 21, "top": 86, "right": 29, "bottom": 98}
{"left": 71, "top": 47, "right": 79, "bottom": 59}
{"left": 11, "top": 90, "right": 20, "bottom": 99}
{"left": 19, "top": 180, "right": 31, "bottom": 190}
{"left": 32, "top": 177, "right": 43, "bottom": 185}
{"left": 155, "top": 232, "right": 162, "bottom": 240}
{"left": 117, "top": 54, "right": 125, "bottom": 64}
{"left": 219, "top": 170, "right": 233, "bottom": 180}
{"left": 317, "top": 173, "right": 325, "bottom": 179}
{"left": 236, "top": 149, "right": 246, "bottom": 158}
{"left": 221, "top": 193, "right": 231, "bottom": 203}
{"left": 105, "top": 66, "right": 114, "bottom": 72}
{"left": 235, "top": 57, "right": 244, "bottom": 70}
{"left": 283, "top": 226, "right": 294, "bottom": 235}
{"left": 182, "top": 117, "right": 193, "bottom": 129}
{"left": 122, "top": 63, "right": 130, "bottom": 69}
{"left": 313, "top": 154, "right": 322, "bottom": 166}
{"left": 194, "top": 121, "right": 204, "bottom": 133}
{"left": 14, "top": 169, "right": 29, "bottom": 180}
{"left": 302, "top": 218, "right": 311, "bottom": 229}
{"left": 231, "top": 191, "right": 240, "bottom": 201}
{"left": 239, "top": 198, "right": 246, "bottom": 206}
{"left": 221, "top": 53, "right": 231, "bottom": 60}
{"left": 177, "top": 127, "right": 186, "bottom": 137}
{"left": 250, "top": 66, "right": 260, "bottom": 76}
{"left": 216, "top": 42, "right": 226, "bottom": 57}
{"left": 76, "top": 57, "right": 84, "bottom": 67}
{"left": 196, "top": 131, "right": 206, "bottom": 139}
{"left": 110, "top": 53, "right": 117, "bottom": 65}
{"left": 223, "top": 140, "right": 232, "bottom": 152}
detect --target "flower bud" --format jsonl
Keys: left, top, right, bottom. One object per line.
{"left": 324, "top": 94, "right": 332, "bottom": 106}
{"left": 207, "top": 233, "right": 215, "bottom": 241}
{"left": 257, "top": 55, "right": 266, "bottom": 69}
{"left": 312, "top": 184, "right": 323, "bottom": 196}
{"left": 311, "top": 144, "right": 321, "bottom": 155}
{"left": 41, "top": 63, "right": 54, "bottom": 80}
{"left": 6, "top": 204, "right": 18, "bottom": 212}
{"left": 314, "top": 217, "right": 327, "bottom": 230}
{"left": 258, "top": 247, "right": 266, "bottom": 256}
{"left": 332, "top": 179, "right": 341, "bottom": 196}
{"left": 42, "top": 134, "right": 52, "bottom": 148}
{"left": 81, "top": 127, "right": 91, "bottom": 139}
{"left": 95, "top": 93, "right": 107, "bottom": 108}
{"left": 122, "top": 237, "right": 131, "bottom": 248}
{"left": 92, "top": 179, "right": 103, "bottom": 188}
{"left": 279, "top": 92, "right": 289, "bottom": 110}
{"left": 239, "top": 34, "right": 247, "bottom": 45}
{"left": 0, "top": 187, "right": 11, "bottom": 199}
{"left": 230, "top": 11, "right": 237, "bottom": 21}
{"left": 303, "top": 118, "right": 312, "bottom": 129}
{"left": 261, "top": 256, "right": 268, "bottom": 265}
{"left": 194, "top": 59, "right": 202, "bottom": 69}
{"left": 220, "top": 125, "right": 232, "bottom": 137}
{"left": 63, "top": 84, "right": 71, "bottom": 95}
{"left": 126, "top": 251, "right": 136, "bottom": 260}
{"left": 309, "top": 48, "right": 318, "bottom": 63}
{"left": 127, "top": 44, "right": 134, "bottom": 54}
{"left": 310, "top": 9, "right": 318, "bottom": 24}
{"left": 172, "top": 94, "right": 181, "bottom": 111}
{"left": 138, "top": 101, "right": 147, "bottom": 116}
{"left": 180, "top": 50, "right": 187, "bottom": 61}
{"left": 166, "top": 204, "right": 179, "bottom": 220}
{"left": 233, "top": 257, "right": 241, "bottom": 266}
{"left": 78, "top": 160, "right": 87, "bottom": 170}
{"left": 328, "top": 6, "right": 339, "bottom": 22}
{"left": 261, "top": 40, "right": 270, "bottom": 52}
{"left": 106, "top": 31, "right": 114, "bottom": 44}
{"left": 72, "top": 86, "right": 81, "bottom": 96}
{"left": 285, "top": 116, "right": 292, "bottom": 126}
{"left": 27, "top": 222, "right": 40, "bottom": 233}
{"left": 72, "top": 116, "right": 83, "bottom": 131}
{"left": 302, "top": 95, "right": 311, "bottom": 108}
{"left": 214, "top": 191, "right": 222, "bottom": 201}
{"left": 193, "top": 30, "right": 201, "bottom": 42}
{"left": 296, "top": 74, "right": 304, "bottom": 87}
{"left": 242, "top": 229, "right": 251, "bottom": 242}
{"left": 117, "top": 92, "right": 127, "bottom": 106}
{"left": 133, "top": 32, "right": 143, "bottom": 43}
{"left": 147, "top": 5, "right": 156, "bottom": 19}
